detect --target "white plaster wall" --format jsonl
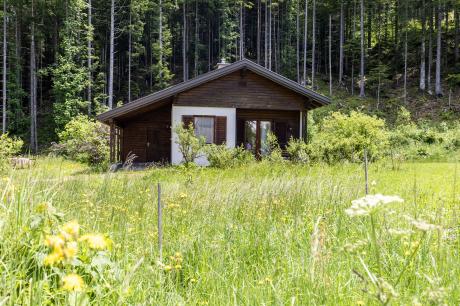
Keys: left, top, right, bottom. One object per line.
{"left": 171, "top": 106, "right": 236, "bottom": 166}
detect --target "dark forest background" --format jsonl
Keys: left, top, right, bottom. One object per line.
{"left": 0, "top": 0, "right": 459, "bottom": 151}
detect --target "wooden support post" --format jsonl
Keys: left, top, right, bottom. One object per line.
{"left": 109, "top": 120, "right": 115, "bottom": 163}
{"left": 157, "top": 183, "right": 163, "bottom": 262}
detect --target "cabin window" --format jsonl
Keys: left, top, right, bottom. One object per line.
{"left": 194, "top": 116, "right": 215, "bottom": 144}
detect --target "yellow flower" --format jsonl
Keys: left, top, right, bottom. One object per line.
{"left": 63, "top": 242, "right": 78, "bottom": 259}
{"left": 174, "top": 264, "right": 182, "bottom": 270}
{"left": 62, "top": 220, "right": 80, "bottom": 238}
{"left": 179, "top": 193, "right": 187, "bottom": 199}
{"left": 164, "top": 265, "right": 172, "bottom": 272}
{"left": 44, "top": 251, "right": 64, "bottom": 266}
{"left": 79, "top": 234, "right": 108, "bottom": 250}
{"left": 44, "top": 235, "right": 65, "bottom": 251}
{"left": 62, "top": 273, "right": 84, "bottom": 292}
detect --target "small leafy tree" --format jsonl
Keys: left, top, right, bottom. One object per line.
{"left": 174, "top": 123, "right": 205, "bottom": 166}
{"left": 0, "top": 133, "right": 23, "bottom": 172}
{"left": 316, "top": 111, "right": 389, "bottom": 162}
{"left": 264, "top": 132, "right": 284, "bottom": 162}
{"left": 54, "top": 115, "right": 109, "bottom": 169}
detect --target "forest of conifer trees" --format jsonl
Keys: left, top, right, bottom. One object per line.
{"left": 0, "top": 0, "right": 459, "bottom": 150}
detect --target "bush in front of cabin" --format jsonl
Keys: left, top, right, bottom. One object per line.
{"left": 174, "top": 123, "right": 206, "bottom": 166}
{"left": 286, "top": 138, "right": 312, "bottom": 163}
{"left": 0, "top": 133, "right": 24, "bottom": 172}
{"left": 205, "top": 144, "right": 254, "bottom": 168}
{"left": 263, "top": 132, "right": 284, "bottom": 162}
{"left": 52, "top": 115, "right": 109, "bottom": 169}
{"left": 315, "top": 111, "right": 389, "bottom": 163}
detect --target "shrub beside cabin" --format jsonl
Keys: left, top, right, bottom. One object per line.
{"left": 97, "top": 59, "right": 330, "bottom": 165}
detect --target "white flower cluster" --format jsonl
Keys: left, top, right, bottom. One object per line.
{"left": 345, "top": 194, "right": 404, "bottom": 217}
{"left": 407, "top": 217, "right": 442, "bottom": 232}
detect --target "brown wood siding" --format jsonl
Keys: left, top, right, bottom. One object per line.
{"left": 119, "top": 103, "right": 171, "bottom": 163}
{"left": 174, "top": 71, "right": 305, "bottom": 110}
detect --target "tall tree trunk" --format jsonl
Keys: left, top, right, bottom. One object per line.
{"left": 194, "top": 0, "right": 198, "bottom": 76}
{"left": 329, "top": 14, "right": 332, "bottom": 96}
{"left": 128, "top": 6, "right": 131, "bottom": 102}
{"left": 257, "top": 0, "right": 261, "bottom": 64}
{"left": 296, "top": 0, "right": 300, "bottom": 82}
{"left": 264, "top": 0, "right": 268, "bottom": 68}
{"left": 404, "top": 24, "right": 408, "bottom": 103}
{"left": 435, "top": 2, "right": 443, "bottom": 97}
{"left": 428, "top": 5, "right": 433, "bottom": 94}
{"left": 30, "top": 0, "right": 37, "bottom": 152}
{"left": 338, "top": 1, "right": 344, "bottom": 85}
{"left": 268, "top": 0, "right": 272, "bottom": 70}
{"left": 311, "top": 0, "right": 315, "bottom": 88}
{"left": 108, "top": 0, "right": 115, "bottom": 109}
{"left": 239, "top": 1, "right": 244, "bottom": 60}
{"left": 2, "top": 0, "right": 7, "bottom": 133}
{"left": 351, "top": 0, "right": 356, "bottom": 95}
{"left": 88, "top": 0, "right": 93, "bottom": 111}
{"left": 159, "top": 0, "right": 163, "bottom": 82}
{"left": 183, "top": 0, "right": 188, "bottom": 81}
{"left": 303, "top": 0, "right": 308, "bottom": 85}
{"left": 454, "top": 8, "right": 459, "bottom": 62}
{"left": 359, "top": 0, "right": 365, "bottom": 97}
{"left": 420, "top": 1, "right": 426, "bottom": 91}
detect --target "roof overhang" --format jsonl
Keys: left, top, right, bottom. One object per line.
{"left": 97, "top": 59, "right": 331, "bottom": 124}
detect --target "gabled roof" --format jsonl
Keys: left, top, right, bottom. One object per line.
{"left": 97, "top": 59, "right": 330, "bottom": 123}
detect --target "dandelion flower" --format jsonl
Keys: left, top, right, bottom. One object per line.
{"left": 345, "top": 194, "right": 404, "bottom": 217}
{"left": 79, "top": 234, "right": 108, "bottom": 250}
{"left": 44, "top": 235, "right": 65, "bottom": 251}
{"left": 44, "top": 251, "right": 64, "bottom": 266}
{"left": 62, "top": 220, "right": 80, "bottom": 238}
{"left": 63, "top": 242, "right": 78, "bottom": 259}
{"left": 62, "top": 273, "right": 84, "bottom": 292}
{"left": 164, "top": 265, "right": 172, "bottom": 272}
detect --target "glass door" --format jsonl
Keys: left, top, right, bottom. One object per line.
{"left": 243, "top": 120, "right": 272, "bottom": 157}
{"left": 244, "top": 120, "right": 257, "bottom": 154}
{"left": 259, "top": 121, "right": 272, "bottom": 156}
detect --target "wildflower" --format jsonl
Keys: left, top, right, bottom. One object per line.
{"left": 62, "top": 220, "right": 80, "bottom": 239}
{"left": 164, "top": 265, "right": 172, "bottom": 272}
{"left": 179, "top": 193, "right": 187, "bottom": 199}
{"left": 190, "top": 278, "right": 197, "bottom": 283}
{"left": 388, "top": 228, "right": 414, "bottom": 236}
{"left": 44, "top": 235, "right": 65, "bottom": 251}
{"left": 44, "top": 252, "right": 64, "bottom": 266}
{"left": 63, "top": 242, "right": 78, "bottom": 259}
{"left": 409, "top": 218, "right": 442, "bottom": 232}
{"left": 345, "top": 194, "right": 404, "bottom": 217}
{"left": 79, "top": 234, "right": 108, "bottom": 250}
{"left": 174, "top": 264, "right": 182, "bottom": 270}
{"left": 62, "top": 273, "right": 84, "bottom": 292}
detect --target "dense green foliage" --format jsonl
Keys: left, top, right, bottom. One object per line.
{"left": 315, "top": 111, "right": 390, "bottom": 162}
{"left": 205, "top": 144, "right": 254, "bottom": 168}
{"left": 0, "top": 133, "right": 23, "bottom": 172}
{"left": 1, "top": 158, "right": 459, "bottom": 304}
{"left": 52, "top": 116, "right": 109, "bottom": 169}
{"left": 0, "top": 0, "right": 458, "bottom": 149}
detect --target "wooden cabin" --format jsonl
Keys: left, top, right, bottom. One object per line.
{"left": 97, "top": 59, "right": 330, "bottom": 165}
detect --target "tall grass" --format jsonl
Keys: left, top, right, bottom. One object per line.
{"left": 0, "top": 157, "right": 459, "bottom": 304}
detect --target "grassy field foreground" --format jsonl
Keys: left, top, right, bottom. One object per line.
{"left": 0, "top": 158, "right": 459, "bottom": 305}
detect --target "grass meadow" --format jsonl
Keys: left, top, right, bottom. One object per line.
{"left": 1, "top": 157, "right": 459, "bottom": 305}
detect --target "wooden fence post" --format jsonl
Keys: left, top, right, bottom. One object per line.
{"left": 364, "top": 149, "right": 369, "bottom": 195}
{"left": 157, "top": 183, "right": 163, "bottom": 262}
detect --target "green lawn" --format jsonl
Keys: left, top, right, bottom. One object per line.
{"left": 1, "top": 157, "right": 459, "bottom": 305}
